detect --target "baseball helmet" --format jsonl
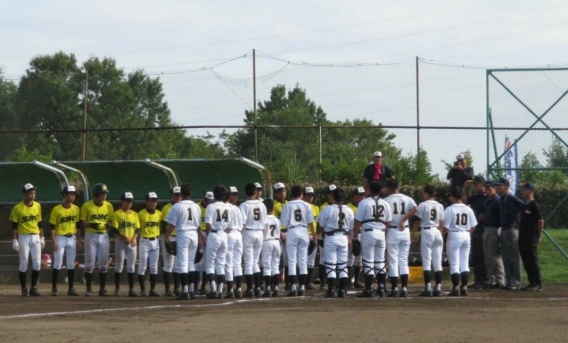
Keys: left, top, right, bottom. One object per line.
{"left": 351, "top": 239, "right": 361, "bottom": 256}
{"left": 194, "top": 248, "right": 204, "bottom": 263}
{"left": 92, "top": 183, "right": 110, "bottom": 197}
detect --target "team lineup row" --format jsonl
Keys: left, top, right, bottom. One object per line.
{"left": 9, "top": 178, "right": 494, "bottom": 299}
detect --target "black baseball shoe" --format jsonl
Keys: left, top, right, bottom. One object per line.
{"left": 225, "top": 289, "right": 235, "bottom": 299}
{"left": 460, "top": 286, "right": 468, "bottom": 296}
{"left": 140, "top": 290, "right": 148, "bottom": 297}
{"left": 306, "top": 283, "right": 314, "bottom": 290}
{"left": 254, "top": 289, "right": 261, "bottom": 298}
{"left": 490, "top": 283, "right": 504, "bottom": 290}
{"left": 51, "top": 288, "right": 58, "bottom": 296}
{"left": 297, "top": 289, "right": 305, "bottom": 296}
{"left": 376, "top": 288, "right": 386, "bottom": 298}
{"left": 449, "top": 288, "right": 461, "bottom": 296}
{"left": 235, "top": 289, "right": 243, "bottom": 298}
{"left": 149, "top": 290, "right": 161, "bottom": 297}
{"left": 189, "top": 292, "right": 196, "bottom": 300}
{"left": 29, "top": 288, "right": 40, "bottom": 296}
{"left": 164, "top": 290, "right": 175, "bottom": 297}
{"left": 176, "top": 292, "right": 190, "bottom": 300}
{"left": 504, "top": 284, "right": 518, "bottom": 291}
{"left": 433, "top": 289, "right": 442, "bottom": 297}
{"left": 244, "top": 289, "right": 254, "bottom": 298}
{"left": 337, "top": 289, "right": 346, "bottom": 298}
{"left": 353, "top": 282, "right": 364, "bottom": 289}
{"left": 206, "top": 291, "right": 217, "bottom": 299}
{"left": 114, "top": 288, "right": 121, "bottom": 297}
{"left": 128, "top": 290, "right": 139, "bottom": 297}
{"left": 272, "top": 289, "right": 279, "bottom": 297}
{"left": 99, "top": 289, "right": 110, "bottom": 297}
{"left": 357, "top": 289, "right": 374, "bottom": 298}
{"left": 217, "top": 292, "right": 223, "bottom": 299}
{"left": 67, "top": 289, "right": 79, "bottom": 296}
{"left": 286, "top": 289, "right": 298, "bottom": 297}
{"left": 400, "top": 289, "right": 408, "bottom": 298}
{"left": 262, "top": 290, "right": 271, "bottom": 297}
{"left": 387, "top": 289, "right": 399, "bottom": 298}
{"left": 199, "top": 286, "right": 207, "bottom": 296}
{"left": 85, "top": 288, "right": 93, "bottom": 297}
{"left": 419, "top": 290, "right": 433, "bottom": 297}
{"left": 21, "top": 288, "right": 29, "bottom": 297}
{"left": 324, "top": 289, "right": 336, "bottom": 298}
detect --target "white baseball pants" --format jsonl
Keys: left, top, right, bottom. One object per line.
{"left": 206, "top": 231, "right": 228, "bottom": 275}
{"left": 175, "top": 230, "right": 199, "bottom": 274}
{"left": 84, "top": 232, "right": 109, "bottom": 273}
{"left": 386, "top": 228, "right": 411, "bottom": 277}
{"left": 420, "top": 228, "right": 443, "bottom": 272}
{"left": 243, "top": 229, "right": 263, "bottom": 275}
{"left": 18, "top": 234, "right": 42, "bottom": 272}
{"left": 160, "top": 235, "right": 176, "bottom": 273}
{"left": 361, "top": 229, "right": 386, "bottom": 276}
{"left": 324, "top": 235, "right": 348, "bottom": 279}
{"left": 347, "top": 233, "right": 362, "bottom": 267}
{"left": 53, "top": 235, "right": 77, "bottom": 270}
{"left": 286, "top": 228, "right": 309, "bottom": 276}
{"left": 138, "top": 237, "right": 160, "bottom": 275}
{"left": 225, "top": 230, "right": 243, "bottom": 281}
{"left": 262, "top": 239, "right": 281, "bottom": 276}
{"left": 447, "top": 231, "right": 471, "bottom": 274}
{"left": 115, "top": 239, "right": 137, "bottom": 273}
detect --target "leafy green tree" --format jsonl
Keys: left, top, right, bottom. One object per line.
{"left": 0, "top": 70, "right": 19, "bottom": 160}
{"left": 543, "top": 138, "right": 568, "bottom": 173}
{"left": 520, "top": 151, "right": 567, "bottom": 186}
{"left": 394, "top": 149, "right": 437, "bottom": 186}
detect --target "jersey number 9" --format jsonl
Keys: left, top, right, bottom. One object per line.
{"left": 429, "top": 209, "right": 437, "bottom": 221}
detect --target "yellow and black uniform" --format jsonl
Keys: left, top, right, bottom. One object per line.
{"left": 112, "top": 209, "right": 140, "bottom": 240}
{"left": 160, "top": 202, "right": 174, "bottom": 235}
{"left": 320, "top": 202, "right": 330, "bottom": 212}
{"left": 309, "top": 203, "right": 320, "bottom": 235}
{"left": 10, "top": 202, "right": 42, "bottom": 234}
{"left": 81, "top": 200, "right": 114, "bottom": 233}
{"left": 274, "top": 200, "right": 287, "bottom": 219}
{"left": 49, "top": 204, "right": 80, "bottom": 236}
{"left": 347, "top": 202, "right": 358, "bottom": 215}
{"left": 199, "top": 201, "right": 208, "bottom": 232}
{"left": 139, "top": 209, "right": 162, "bottom": 238}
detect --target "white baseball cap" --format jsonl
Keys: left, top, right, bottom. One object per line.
{"left": 230, "top": 186, "right": 238, "bottom": 194}
{"left": 354, "top": 187, "right": 365, "bottom": 195}
{"left": 22, "top": 183, "right": 36, "bottom": 192}
{"left": 456, "top": 154, "right": 465, "bottom": 161}
{"left": 327, "top": 184, "right": 337, "bottom": 193}
{"left": 171, "top": 186, "right": 181, "bottom": 194}
{"left": 205, "top": 191, "right": 215, "bottom": 201}
{"left": 254, "top": 182, "right": 262, "bottom": 189}
{"left": 61, "top": 185, "right": 76, "bottom": 194}
{"left": 273, "top": 182, "right": 286, "bottom": 191}
{"left": 122, "top": 192, "right": 134, "bottom": 201}
{"left": 304, "top": 187, "right": 314, "bottom": 195}
{"left": 146, "top": 192, "right": 158, "bottom": 200}
{"left": 373, "top": 151, "right": 383, "bottom": 157}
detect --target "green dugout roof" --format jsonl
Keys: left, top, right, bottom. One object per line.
{"left": 0, "top": 161, "right": 69, "bottom": 204}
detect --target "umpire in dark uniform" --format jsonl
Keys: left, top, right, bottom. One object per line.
{"left": 362, "top": 151, "right": 394, "bottom": 192}
{"left": 447, "top": 154, "right": 474, "bottom": 190}
{"left": 495, "top": 177, "right": 526, "bottom": 290}
{"left": 463, "top": 175, "right": 488, "bottom": 289}
{"left": 518, "top": 182, "right": 544, "bottom": 291}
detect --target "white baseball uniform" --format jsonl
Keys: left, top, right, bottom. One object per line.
{"left": 262, "top": 215, "right": 282, "bottom": 276}
{"left": 319, "top": 204, "right": 354, "bottom": 280}
{"left": 416, "top": 200, "right": 445, "bottom": 272}
{"left": 165, "top": 199, "right": 201, "bottom": 274}
{"left": 444, "top": 204, "right": 477, "bottom": 274}
{"left": 205, "top": 202, "right": 233, "bottom": 275}
{"left": 384, "top": 193, "right": 417, "bottom": 277}
{"left": 280, "top": 200, "right": 314, "bottom": 276}
{"left": 239, "top": 199, "right": 267, "bottom": 275}
{"left": 355, "top": 196, "right": 392, "bottom": 277}
{"left": 225, "top": 204, "right": 244, "bottom": 281}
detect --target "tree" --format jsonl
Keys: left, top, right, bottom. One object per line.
{"left": 520, "top": 151, "right": 567, "bottom": 186}
{"left": 543, "top": 137, "right": 568, "bottom": 173}
{"left": 394, "top": 149, "right": 437, "bottom": 186}
{"left": 0, "top": 70, "right": 19, "bottom": 160}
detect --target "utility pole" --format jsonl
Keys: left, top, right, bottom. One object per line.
{"left": 416, "top": 56, "right": 421, "bottom": 153}
{"left": 253, "top": 49, "right": 258, "bottom": 162}
{"left": 82, "top": 68, "right": 88, "bottom": 161}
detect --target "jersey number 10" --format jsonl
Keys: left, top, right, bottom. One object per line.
{"left": 455, "top": 213, "right": 468, "bottom": 226}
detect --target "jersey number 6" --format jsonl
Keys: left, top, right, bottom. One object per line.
{"left": 294, "top": 209, "right": 302, "bottom": 221}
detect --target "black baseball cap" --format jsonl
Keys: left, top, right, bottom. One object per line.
{"left": 521, "top": 182, "right": 535, "bottom": 191}
{"left": 483, "top": 181, "right": 495, "bottom": 188}
{"left": 494, "top": 177, "right": 510, "bottom": 186}
{"left": 473, "top": 175, "right": 486, "bottom": 183}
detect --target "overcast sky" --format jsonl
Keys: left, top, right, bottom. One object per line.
{"left": 1, "top": 0, "right": 567, "bottom": 177}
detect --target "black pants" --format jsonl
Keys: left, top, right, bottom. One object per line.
{"left": 518, "top": 234, "right": 541, "bottom": 285}
{"left": 471, "top": 228, "right": 487, "bottom": 283}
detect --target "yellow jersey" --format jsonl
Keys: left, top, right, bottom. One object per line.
{"left": 320, "top": 202, "right": 330, "bottom": 211}
{"left": 10, "top": 201, "right": 42, "bottom": 235}
{"left": 112, "top": 209, "right": 140, "bottom": 240}
{"left": 347, "top": 202, "right": 358, "bottom": 214}
{"left": 199, "top": 201, "right": 207, "bottom": 231}
{"left": 274, "top": 200, "right": 287, "bottom": 219}
{"left": 160, "top": 202, "right": 175, "bottom": 235}
{"left": 49, "top": 204, "right": 80, "bottom": 236}
{"left": 309, "top": 203, "right": 320, "bottom": 235}
{"left": 80, "top": 200, "right": 114, "bottom": 234}
{"left": 139, "top": 208, "right": 161, "bottom": 238}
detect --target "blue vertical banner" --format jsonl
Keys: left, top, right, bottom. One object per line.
{"left": 505, "top": 137, "right": 519, "bottom": 195}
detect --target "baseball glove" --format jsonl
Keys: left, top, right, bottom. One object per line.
{"left": 318, "top": 239, "right": 324, "bottom": 248}
{"left": 351, "top": 239, "right": 361, "bottom": 256}
{"left": 165, "top": 241, "right": 177, "bottom": 256}
{"left": 308, "top": 240, "right": 317, "bottom": 255}
{"left": 194, "top": 248, "right": 204, "bottom": 263}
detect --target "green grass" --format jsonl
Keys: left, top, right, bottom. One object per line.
{"left": 532, "top": 229, "right": 568, "bottom": 283}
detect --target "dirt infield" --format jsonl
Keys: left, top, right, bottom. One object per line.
{"left": 0, "top": 285, "right": 567, "bottom": 343}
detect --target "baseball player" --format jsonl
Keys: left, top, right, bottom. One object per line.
{"left": 254, "top": 182, "right": 263, "bottom": 200}
{"left": 137, "top": 192, "right": 162, "bottom": 297}
{"left": 410, "top": 185, "right": 445, "bottom": 297}
{"left": 225, "top": 188, "right": 244, "bottom": 298}
{"left": 204, "top": 186, "right": 234, "bottom": 299}
{"left": 261, "top": 198, "right": 282, "bottom": 297}
{"left": 353, "top": 181, "right": 391, "bottom": 297}
{"left": 318, "top": 188, "right": 355, "bottom": 298}
{"left": 80, "top": 183, "right": 114, "bottom": 296}
{"left": 240, "top": 183, "right": 267, "bottom": 297}
{"left": 303, "top": 186, "right": 319, "bottom": 290}
{"left": 317, "top": 184, "right": 336, "bottom": 289}
{"left": 228, "top": 186, "right": 239, "bottom": 205}
{"left": 280, "top": 185, "right": 316, "bottom": 296}
{"left": 49, "top": 186, "right": 81, "bottom": 296}
{"left": 164, "top": 183, "right": 201, "bottom": 300}
{"left": 198, "top": 191, "right": 215, "bottom": 295}
{"left": 10, "top": 183, "right": 44, "bottom": 297}
{"left": 347, "top": 187, "right": 365, "bottom": 289}
{"left": 160, "top": 186, "right": 182, "bottom": 296}
{"left": 443, "top": 187, "right": 477, "bottom": 296}
{"left": 111, "top": 192, "right": 140, "bottom": 297}
{"left": 273, "top": 183, "right": 288, "bottom": 288}
{"left": 384, "top": 179, "right": 417, "bottom": 297}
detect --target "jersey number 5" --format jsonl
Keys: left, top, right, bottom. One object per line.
{"left": 253, "top": 208, "right": 261, "bottom": 221}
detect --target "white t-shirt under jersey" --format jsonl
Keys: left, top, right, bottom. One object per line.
{"left": 416, "top": 200, "right": 444, "bottom": 228}
{"left": 443, "top": 203, "right": 477, "bottom": 232}
{"left": 165, "top": 199, "right": 201, "bottom": 231}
